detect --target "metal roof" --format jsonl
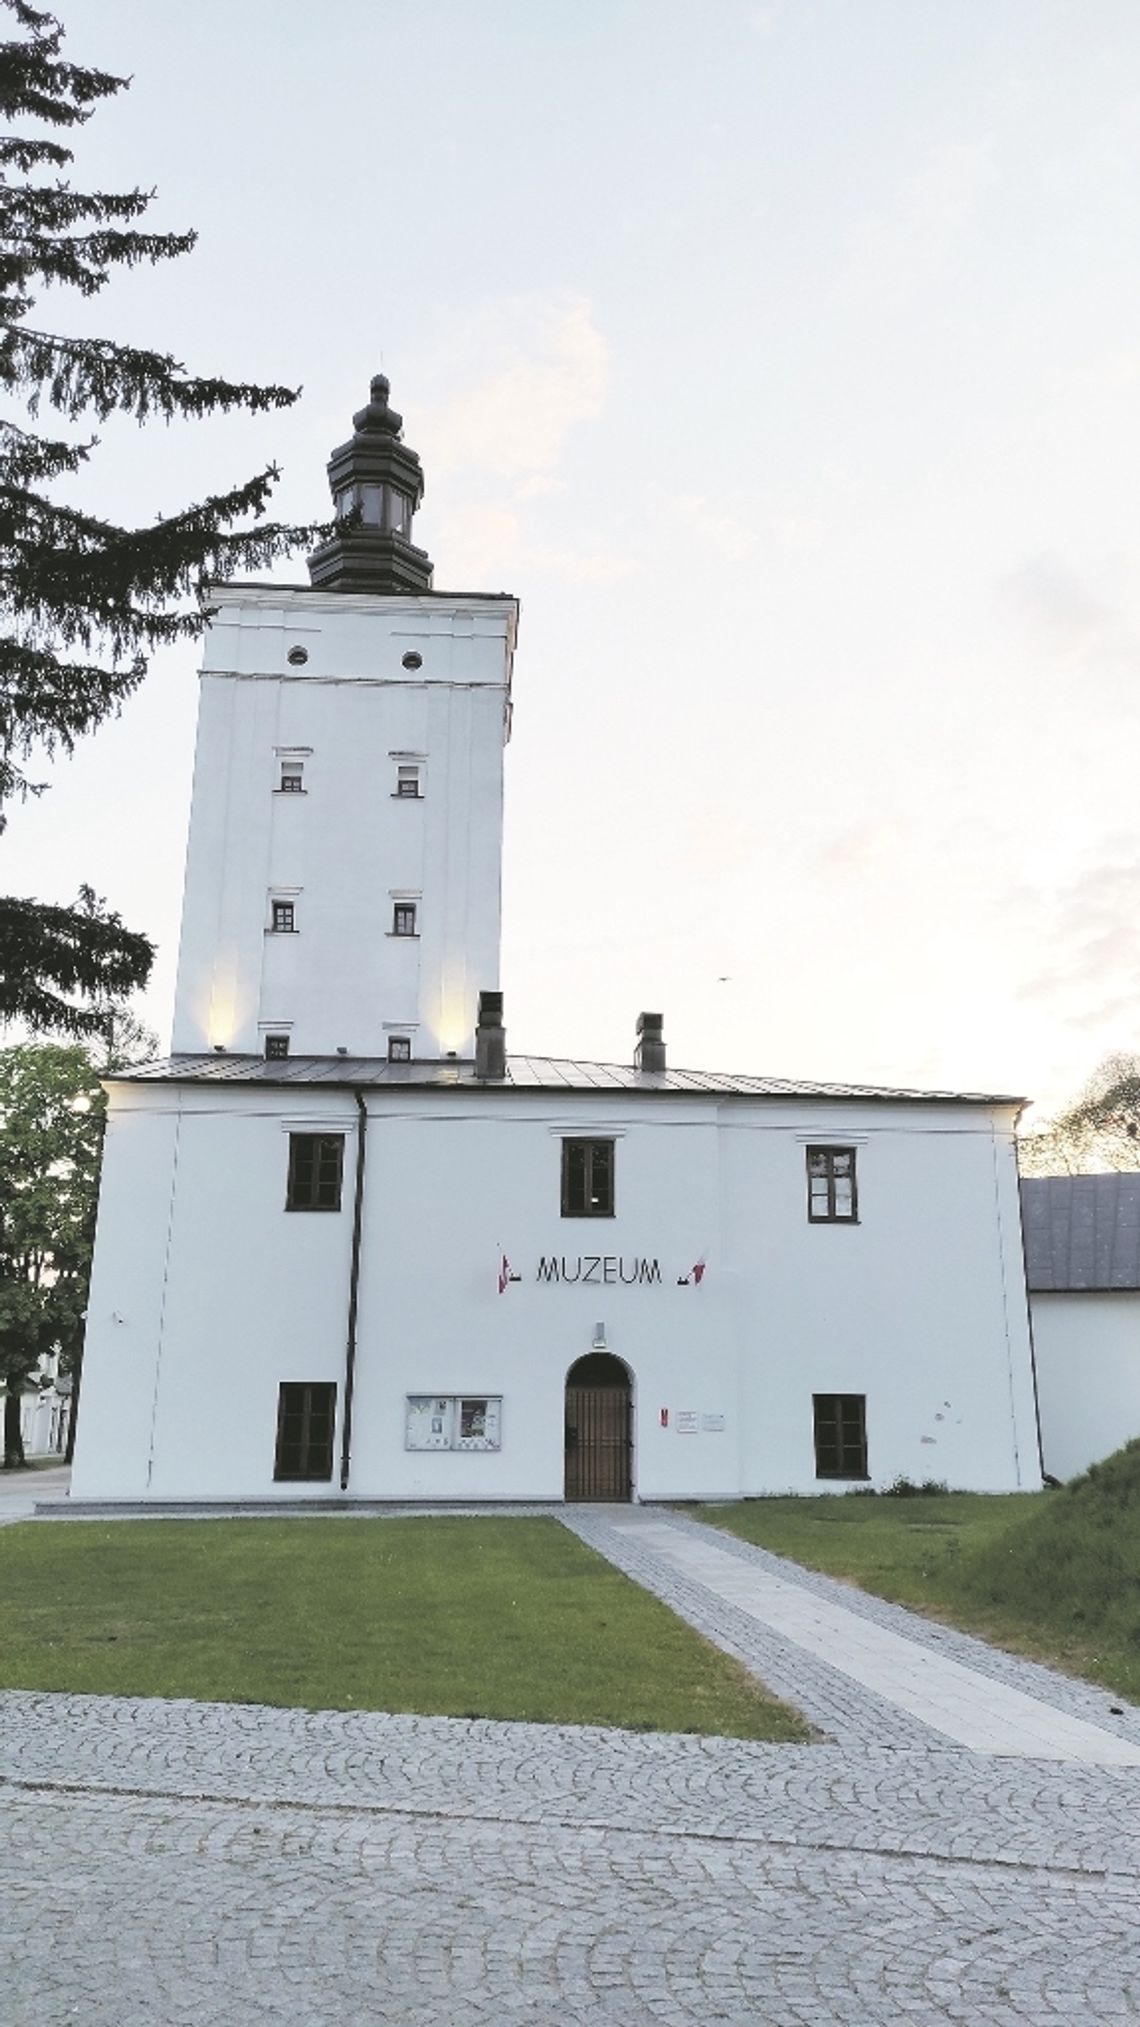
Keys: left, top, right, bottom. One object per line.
{"left": 1021, "top": 1174, "right": 1140, "bottom": 1291}
{"left": 118, "top": 1053, "right": 1020, "bottom": 1106}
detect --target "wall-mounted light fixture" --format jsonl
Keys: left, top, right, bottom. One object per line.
{"left": 592, "top": 1321, "right": 607, "bottom": 1350}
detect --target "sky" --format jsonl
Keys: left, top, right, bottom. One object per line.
{"left": 5, "top": 0, "right": 1140, "bottom": 1116}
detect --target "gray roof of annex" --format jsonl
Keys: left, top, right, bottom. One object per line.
{"left": 1021, "top": 1173, "right": 1140, "bottom": 1290}
{"left": 119, "top": 1053, "right": 1021, "bottom": 1106}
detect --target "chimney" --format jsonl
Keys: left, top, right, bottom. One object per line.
{"left": 475, "top": 990, "right": 506, "bottom": 1080}
{"left": 635, "top": 1011, "right": 666, "bottom": 1074}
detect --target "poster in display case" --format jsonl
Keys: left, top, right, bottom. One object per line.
{"left": 405, "top": 1394, "right": 502, "bottom": 1453}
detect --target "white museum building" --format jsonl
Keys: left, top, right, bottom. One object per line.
{"left": 70, "top": 377, "right": 1044, "bottom": 1505}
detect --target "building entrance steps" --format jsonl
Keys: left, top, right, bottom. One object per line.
{"left": 561, "top": 1504, "right": 1140, "bottom": 1765}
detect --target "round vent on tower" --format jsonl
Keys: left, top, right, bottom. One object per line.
{"left": 287, "top": 646, "right": 309, "bottom": 667}
{"left": 402, "top": 650, "right": 423, "bottom": 670}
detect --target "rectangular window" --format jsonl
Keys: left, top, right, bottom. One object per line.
{"left": 286, "top": 1132, "right": 345, "bottom": 1211}
{"left": 274, "top": 1381, "right": 336, "bottom": 1481}
{"left": 395, "top": 764, "right": 421, "bottom": 798}
{"left": 392, "top": 902, "right": 417, "bottom": 937}
{"left": 279, "top": 762, "right": 304, "bottom": 792}
{"left": 387, "top": 1035, "right": 411, "bottom": 1063}
{"left": 813, "top": 1393, "right": 868, "bottom": 1479}
{"left": 561, "top": 1138, "right": 615, "bottom": 1218}
{"left": 264, "top": 1034, "right": 290, "bottom": 1060}
{"left": 271, "top": 900, "right": 296, "bottom": 934}
{"left": 807, "top": 1146, "right": 858, "bottom": 1222}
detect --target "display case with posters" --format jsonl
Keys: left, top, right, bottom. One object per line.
{"left": 404, "top": 1395, "right": 502, "bottom": 1452}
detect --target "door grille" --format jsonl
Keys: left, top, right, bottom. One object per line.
{"left": 564, "top": 1385, "right": 631, "bottom": 1501}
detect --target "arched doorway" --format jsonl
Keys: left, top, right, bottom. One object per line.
{"left": 564, "top": 1353, "right": 632, "bottom": 1501}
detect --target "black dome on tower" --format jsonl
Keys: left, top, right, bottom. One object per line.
{"left": 307, "top": 374, "right": 434, "bottom": 595}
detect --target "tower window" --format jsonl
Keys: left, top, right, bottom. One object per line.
{"left": 813, "top": 1394, "right": 868, "bottom": 1479}
{"left": 392, "top": 902, "right": 418, "bottom": 937}
{"left": 388, "top": 1036, "right": 412, "bottom": 1063}
{"left": 286, "top": 646, "right": 309, "bottom": 668}
{"left": 395, "top": 764, "right": 421, "bottom": 798}
{"left": 264, "top": 1034, "right": 290, "bottom": 1061}
{"left": 401, "top": 650, "right": 423, "bottom": 671}
{"left": 278, "top": 761, "right": 304, "bottom": 793}
{"left": 274, "top": 1382, "right": 335, "bottom": 1481}
{"left": 806, "top": 1146, "right": 858, "bottom": 1222}
{"left": 270, "top": 900, "right": 296, "bottom": 934}
{"left": 561, "top": 1138, "right": 615, "bottom": 1218}
{"left": 286, "top": 1133, "right": 345, "bottom": 1211}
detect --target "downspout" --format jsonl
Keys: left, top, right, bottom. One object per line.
{"left": 1011, "top": 1098, "right": 1048, "bottom": 1484}
{"left": 339, "top": 1091, "right": 368, "bottom": 1491}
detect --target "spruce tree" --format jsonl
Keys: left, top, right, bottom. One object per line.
{"left": 0, "top": 1, "right": 319, "bottom": 1035}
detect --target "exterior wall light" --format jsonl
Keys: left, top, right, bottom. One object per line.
{"left": 592, "top": 1322, "right": 607, "bottom": 1350}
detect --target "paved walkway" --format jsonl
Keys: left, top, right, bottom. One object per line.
{"left": 0, "top": 1463, "right": 69, "bottom": 1526}
{"left": 564, "top": 1506, "right": 1140, "bottom": 1764}
{"left": 3, "top": 1500, "right": 1140, "bottom": 2024}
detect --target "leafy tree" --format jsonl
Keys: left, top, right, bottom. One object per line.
{"left": 1018, "top": 1052, "right": 1140, "bottom": 1176}
{"left": 0, "top": 1014, "right": 153, "bottom": 1464}
{"left": 0, "top": 0, "right": 320, "bottom": 1036}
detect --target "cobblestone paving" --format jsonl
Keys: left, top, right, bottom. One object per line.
{"left": 4, "top": 1502, "right": 1140, "bottom": 2023}
{"left": 4, "top": 1688, "right": 1140, "bottom": 2024}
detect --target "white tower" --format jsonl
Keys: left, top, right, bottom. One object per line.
{"left": 171, "top": 377, "right": 518, "bottom": 1063}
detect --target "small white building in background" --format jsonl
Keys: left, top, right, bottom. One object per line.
{"left": 1022, "top": 1174, "right": 1140, "bottom": 1482}
{"left": 19, "top": 1353, "right": 70, "bottom": 1459}
{"left": 70, "top": 376, "right": 1043, "bottom": 1506}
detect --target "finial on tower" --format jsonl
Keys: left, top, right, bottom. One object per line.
{"left": 308, "top": 371, "right": 434, "bottom": 595}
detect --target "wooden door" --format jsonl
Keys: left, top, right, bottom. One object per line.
{"left": 564, "top": 1384, "right": 631, "bottom": 1500}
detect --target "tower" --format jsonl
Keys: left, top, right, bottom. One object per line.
{"left": 171, "top": 377, "right": 519, "bottom": 1062}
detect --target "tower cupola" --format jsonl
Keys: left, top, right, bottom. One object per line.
{"left": 307, "top": 374, "right": 434, "bottom": 595}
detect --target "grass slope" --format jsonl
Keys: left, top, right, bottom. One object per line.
{"left": 0, "top": 1514, "right": 810, "bottom": 1740}
{"left": 701, "top": 1441, "right": 1140, "bottom": 1702}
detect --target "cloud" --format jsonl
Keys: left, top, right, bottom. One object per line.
{"left": 996, "top": 554, "right": 1115, "bottom": 661}
{"left": 421, "top": 294, "right": 607, "bottom": 483}
{"left": 433, "top": 501, "right": 635, "bottom": 590}
{"left": 418, "top": 293, "right": 630, "bottom": 586}
{"left": 814, "top": 822, "right": 900, "bottom": 875}
{"left": 1015, "top": 854, "right": 1140, "bottom": 1036}
{"left": 842, "top": 139, "right": 993, "bottom": 307}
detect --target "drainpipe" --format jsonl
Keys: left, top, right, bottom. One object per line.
{"left": 339, "top": 1090, "right": 369, "bottom": 1491}
{"left": 1011, "top": 1098, "right": 1048, "bottom": 1484}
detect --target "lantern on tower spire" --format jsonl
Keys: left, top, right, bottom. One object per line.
{"left": 307, "top": 373, "right": 434, "bottom": 595}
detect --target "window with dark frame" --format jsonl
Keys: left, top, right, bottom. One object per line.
{"left": 387, "top": 1035, "right": 412, "bottom": 1063}
{"left": 274, "top": 1381, "right": 336, "bottom": 1481}
{"left": 806, "top": 1145, "right": 858, "bottom": 1222}
{"left": 561, "top": 1138, "right": 615, "bottom": 1218}
{"left": 271, "top": 900, "right": 296, "bottom": 934}
{"left": 395, "top": 764, "right": 421, "bottom": 798}
{"left": 392, "top": 901, "right": 417, "bottom": 937}
{"left": 286, "top": 1133, "right": 345, "bottom": 1211}
{"left": 279, "top": 761, "right": 304, "bottom": 792}
{"left": 812, "top": 1393, "right": 868, "bottom": 1479}
{"left": 264, "top": 1034, "right": 290, "bottom": 1060}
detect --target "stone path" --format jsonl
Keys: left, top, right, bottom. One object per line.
{"left": 564, "top": 1505, "right": 1140, "bottom": 1763}
{"left": 3, "top": 1501, "right": 1140, "bottom": 2023}
{"left": 0, "top": 1463, "right": 68, "bottom": 1527}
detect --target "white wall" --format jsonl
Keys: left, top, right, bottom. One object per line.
{"left": 1032, "top": 1291, "right": 1140, "bottom": 1481}
{"left": 172, "top": 587, "right": 517, "bottom": 1060}
{"left": 72, "top": 1081, "right": 1040, "bottom": 1502}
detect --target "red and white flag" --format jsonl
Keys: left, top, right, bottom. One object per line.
{"left": 690, "top": 1257, "right": 706, "bottom": 1285}
{"left": 497, "top": 1252, "right": 514, "bottom": 1295}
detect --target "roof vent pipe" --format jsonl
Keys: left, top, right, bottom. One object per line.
{"left": 475, "top": 990, "right": 506, "bottom": 1080}
{"left": 635, "top": 1011, "right": 665, "bottom": 1074}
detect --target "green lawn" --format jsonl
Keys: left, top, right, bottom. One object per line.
{"left": 698, "top": 1463, "right": 1140, "bottom": 1703}
{"left": 0, "top": 1514, "right": 811, "bottom": 1740}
